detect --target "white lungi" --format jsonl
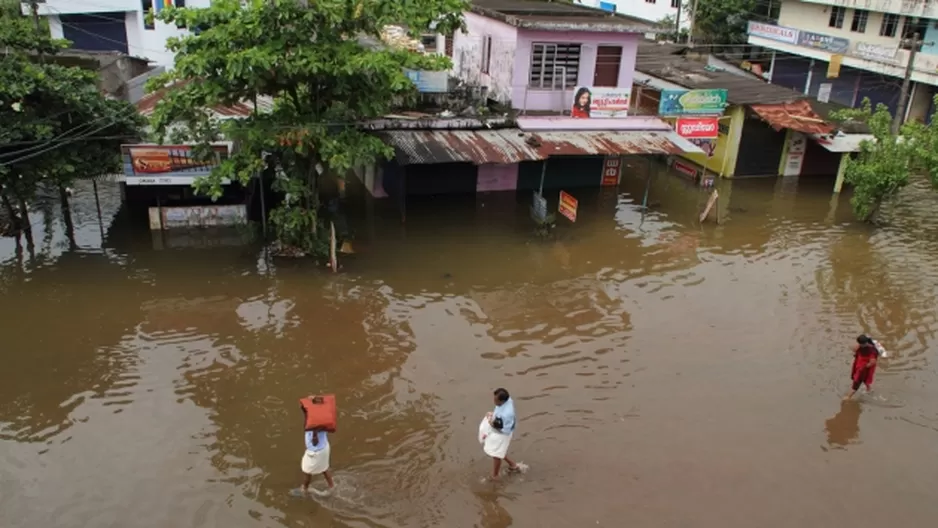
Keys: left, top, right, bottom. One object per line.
{"left": 301, "top": 445, "right": 331, "bottom": 475}
{"left": 478, "top": 416, "right": 512, "bottom": 459}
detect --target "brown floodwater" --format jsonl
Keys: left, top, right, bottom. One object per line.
{"left": 2, "top": 164, "right": 938, "bottom": 528}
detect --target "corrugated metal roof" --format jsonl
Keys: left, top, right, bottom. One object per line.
{"left": 379, "top": 129, "right": 540, "bottom": 165}
{"left": 635, "top": 42, "right": 805, "bottom": 105}
{"left": 749, "top": 100, "right": 835, "bottom": 135}
{"left": 136, "top": 81, "right": 274, "bottom": 118}
{"left": 379, "top": 128, "right": 702, "bottom": 165}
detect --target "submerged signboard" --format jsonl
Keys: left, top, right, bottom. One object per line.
{"left": 658, "top": 89, "right": 727, "bottom": 116}
{"left": 122, "top": 144, "right": 231, "bottom": 186}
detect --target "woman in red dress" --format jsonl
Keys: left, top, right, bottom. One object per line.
{"left": 571, "top": 87, "right": 591, "bottom": 118}
{"left": 845, "top": 335, "right": 881, "bottom": 400}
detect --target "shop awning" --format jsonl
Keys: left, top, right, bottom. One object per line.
{"left": 749, "top": 100, "right": 835, "bottom": 135}
{"left": 379, "top": 128, "right": 703, "bottom": 165}
{"left": 811, "top": 132, "right": 874, "bottom": 153}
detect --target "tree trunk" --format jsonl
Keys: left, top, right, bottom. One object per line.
{"left": 17, "top": 196, "right": 34, "bottom": 254}
{"left": 1, "top": 190, "right": 20, "bottom": 234}
{"left": 59, "top": 184, "right": 77, "bottom": 249}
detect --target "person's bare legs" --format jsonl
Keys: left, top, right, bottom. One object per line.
{"left": 504, "top": 456, "right": 519, "bottom": 472}
{"left": 302, "top": 472, "right": 312, "bottom": 492}
{"left": 322, "top": 470, "right": 335, "bottom": 489}
{"left": 491, "top": 457, "right": 502, "bottom": 480}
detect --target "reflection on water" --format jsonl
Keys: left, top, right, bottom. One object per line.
{"left": 3, "top": 171, "right": 938, "bottom": 528}
{"left": 825, "top": 400, "right": 862, "bottom": 449}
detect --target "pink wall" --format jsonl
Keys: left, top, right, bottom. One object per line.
{"left": 512, "top": 30, "right": 639, "bottom": 113}
{"left": 452, "top": 13, "right": 518, "bottom": 103}
{"left": 476, "top": 163, "right": 519, "bottom": 192}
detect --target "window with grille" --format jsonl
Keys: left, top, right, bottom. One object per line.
{"left": 828, "top": 6, "right": 845, "bottom": 29}
{"left": 528, "top": 43, "right": 581, "bottom": 89}
{"left": 645, "top": 0, "right": 657, "bottom": 3}
{"left": 671, "top": 0, "right": 680, "bottom": 7}
{"left": 850, "top": 9, "right": 868, "bottom": 33}
{"left": 880, "top": 14, "right": 899, "bottom": 37}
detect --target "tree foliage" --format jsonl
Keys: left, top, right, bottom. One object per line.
{"left": 0, "top": 1, "right": 144, "bottom": 238}
{"left": 831, "top": 98, "right": 938, "bottom": 223}
{"left": 685, "top": 0, "right": 757, "bottom": 45}
{"left": 150, "top": 0, "right": 468, "bottom": 256}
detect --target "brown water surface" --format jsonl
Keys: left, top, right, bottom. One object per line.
{"left": 2, "top": 170, "right": 938, "bottom": 528}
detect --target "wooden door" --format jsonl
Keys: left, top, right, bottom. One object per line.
{"left": 593, "top": 46, "right": 622, "bottom": 87}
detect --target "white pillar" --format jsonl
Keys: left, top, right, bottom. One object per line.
{"left": 767, "top": 51, "right": 776, "bottom": 83}
{"left": 804, "top": 59, "right": 814, "bottom": 95}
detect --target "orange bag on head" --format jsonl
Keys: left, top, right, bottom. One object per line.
{"left": 300, "top": 394, "right": 337, "bottom": 432}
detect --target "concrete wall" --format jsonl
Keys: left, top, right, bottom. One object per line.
{"left": 777, "top": 2, "right": 902, "bottom": 50}
{"left": 451, "top": 12, "right": 519, "bottom": 103}
{"left": 512, "top": 30, "right": 639, "bottom": 113}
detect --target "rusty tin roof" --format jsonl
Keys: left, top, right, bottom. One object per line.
{"left": 749, "top": 100, "right": 835, "bottom": 135}
{"left": 379, "top": 128, "right": 700, "bottom": 165}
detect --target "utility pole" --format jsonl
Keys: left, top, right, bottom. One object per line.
{"left": 893, "top": 31, "right": 921, "bottom": 135}
{"left": 674, "top": 1, "right": 682, "bottom": 43}
{"left": 687, "top": 0, "right": 699, "bottom": 48}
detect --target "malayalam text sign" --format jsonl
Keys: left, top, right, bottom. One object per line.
{"left": 571, "top": 86, "right": 630, "bottom": 118}
{"left": 675, "top": 117, "right": 719, "bottom": 139}
{"left": 601, "top": 157, "right": 622, "bottom": 186}
{"left": 558, "top": 190, "right": 578, "bottom": 222}
{"left": 658, "top": 89, "right": 727, "bottom": 116}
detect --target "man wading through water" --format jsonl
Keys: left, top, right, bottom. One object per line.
{"left": 301, "top": 397, "right": 335, "bottom": 494}
{"left": 481, "top": 388, "right": 523, "bottom": 480}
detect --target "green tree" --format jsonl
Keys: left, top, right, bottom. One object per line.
{"left": 686, "top": 0, "right": 757, "bottom": 45}
{"left": 831, "top": 98, "right": 938, "bottom": 223}
{"left": 150, "top": 0, "right": 467, "bottom": 258}
{"left": 0, "top": 1, "right": 144, "bottom": 245}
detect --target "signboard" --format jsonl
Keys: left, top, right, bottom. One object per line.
{"left": 671, "top": 159, "right": 699, "bottom": 180}
{"left": 690, "top": 138, "right": 716, "bottom": 158}
{"left": 783, "top": 132, "right": 807, "bottom": 176}
{"left": 798, "top": 31, "right": 849, "bottom": 54}
{"left": 404, "top": 69, "right": 449, "bottom": 93}
{"left": 601, "top": 157, "right": 622, "bottom": 186}
{"left": 149, "top": 204, "right": 247, "bottom": 230}
{"left": 747, "top": 21, "right": 799, "bottom": 45}
{"left": 571, "top": 86, "right": 630, "bottom": 118}
{"left": 658, "top": 89, "right": 727, "bottom": 116}
{"left": 558, "top": 190, "right": 578, "bottom": 222}
{"left": 827, "top": 54, "right": 842, "bottom": 78}
{"left": 852, "top": 42, "right": 898, "bottom": 62}
{"left": 531, "top": 191, "right": 548, "bottom": 223}
{"left": 817, "top": 83, "right": 832, "bottom": 103}
{"left": 675, "top": 117, "right": 719, "bottom": 139}
{"left": 122, "top": 144, "right": 231, "bottom": 186}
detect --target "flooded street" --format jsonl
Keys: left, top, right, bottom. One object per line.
{"left": 2, "top": 168, "right": 938, "bottom": 528}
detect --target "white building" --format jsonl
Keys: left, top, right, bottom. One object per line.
{"left": 24, "top": 0, "right": 212, "bottom": 66}
{"left": 746, "top": 0, "right": 938, "bottom": 123}
{"left": 575, "top": 0, "right": 689, "bottom": 29}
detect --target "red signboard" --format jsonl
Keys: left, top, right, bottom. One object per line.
{"left": 675, "top": 117, "right": 719, "bottom": 139}
{"left": 601, "top": 157, "right": 621, "bottom": 186}
{"left": 672, "top": 160, "right": 698, "bottom": 179}
{"left": 558, "top": 190, "right": 578, "bottom": 222}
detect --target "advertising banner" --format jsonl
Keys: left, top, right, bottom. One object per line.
{"left": 658, "top": 89, "right": 727, "bottom": 116}
{"left": 122, "top": 144, "right": 231, "bottom": 186}
{"left": 675, "top": 117, "right": 719, "bottom": 139}
{"left": 571, "top": 86, "right": 630, "bottom": 118}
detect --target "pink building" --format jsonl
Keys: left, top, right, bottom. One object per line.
{"left": 452, "top": 0, "right": 646, "bottom": 114}
{"left": 357, "top": 1, "right": 704, "bottom": 205}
